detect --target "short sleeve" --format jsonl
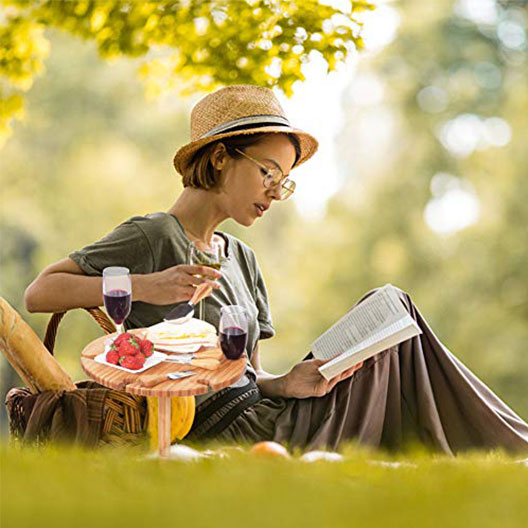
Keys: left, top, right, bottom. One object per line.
{"left": 252, "top": 257, "right": 275, "bottom": 340}
{"left": 69, "top": 218, "right": 155, "bottom": 277}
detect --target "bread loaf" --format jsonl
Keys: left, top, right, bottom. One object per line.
{"left": 0, "top": 297, "right": 76, "bottom": 393}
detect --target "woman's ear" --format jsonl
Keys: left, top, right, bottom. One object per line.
{"left": 211, "top": 142, "right": 228, "bottom": 171}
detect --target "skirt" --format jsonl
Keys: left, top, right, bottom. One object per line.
{"left": 194, "top": 288, "right": 528, "bottom": 455}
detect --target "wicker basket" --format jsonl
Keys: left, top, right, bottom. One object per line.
{"left": 5, "top": 307, "right": 148, "bottom": 447}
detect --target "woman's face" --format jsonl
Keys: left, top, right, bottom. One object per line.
{"left": 217, "top": 134, "right": 297, "bottom": 226}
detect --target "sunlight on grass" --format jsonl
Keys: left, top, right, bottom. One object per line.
{"left": 1, "top": 442, "right": 527, "bottom": 528}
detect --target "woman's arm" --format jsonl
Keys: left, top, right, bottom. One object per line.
{"left": 25, "top": 258, "right": 104, "bottom": 313}
{"left": 251, "top": 344, "right": 289, "bottom": 399}
{"left": 251, "top": 343, "right": 364, "bottom": 400}
{"left": 24, "top": 257, "right": 221, "bottom": 313}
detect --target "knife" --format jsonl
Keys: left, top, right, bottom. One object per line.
{"left": 164, "top": 283, "right": 212, "bottom": 323}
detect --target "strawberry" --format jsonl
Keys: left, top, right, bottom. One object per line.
{"left": 114, "top": 332, "right": 134, "bottom": 346}
{"left": 117, "top": 340, "right": 139, "bottom": 356}
{"left": 119, "top": 355, "right": 143, "bottom": 370}
{"left": 139, "top": 339, "right": 153, "bottom": 357}
{"left": 106, "top": 350, "right": 120, "bottom": 365}
{"left": 134, "top": 353, "right": 146, "bottom": 367}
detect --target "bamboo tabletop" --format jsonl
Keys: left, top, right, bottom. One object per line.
{"left": 80, "top": 330, "right": 246, "bottom": 398}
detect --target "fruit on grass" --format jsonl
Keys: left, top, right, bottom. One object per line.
{"left": 300, "top": 451, "right": 344, "bottom": 462}
{"left": 146, "top": 395, "right": 195, "bottom": 451}
{"left": 250, "top": 441, "right": 290, "bottom": 458}
{"left": 166, "top": 444, "right": 205, "bottom": 461}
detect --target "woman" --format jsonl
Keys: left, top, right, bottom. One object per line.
{"left": 25, "top": 85, "right": 528, "bottom": 455}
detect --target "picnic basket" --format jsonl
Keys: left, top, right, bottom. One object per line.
{"left": 2, "top": 301, "right": 148, "bottom": 447}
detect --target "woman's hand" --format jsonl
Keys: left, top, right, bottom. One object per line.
{"left": 134, "top": 264, "right": 221, "bottom": 305}
{"left": 282, "top": 359, "right": 364, "bottom": 399}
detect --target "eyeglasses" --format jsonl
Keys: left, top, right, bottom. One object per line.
{"left": 233, "top": 148, "right": 296, "bottom": 201}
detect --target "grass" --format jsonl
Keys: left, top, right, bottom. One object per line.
{"left": 1, "top": 442, "right": 527, "bottom": 528}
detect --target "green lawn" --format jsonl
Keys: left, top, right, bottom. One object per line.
{"left": 1, "top": 442, "right": 527, "bottom": 528}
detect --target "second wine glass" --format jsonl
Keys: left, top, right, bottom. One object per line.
{"left": 219, "top": 305, "right": 248, "bottom": 360}
{"left": 188, "top": 241, "right": 221, "bottom": 320}
{"left": 102, "top": 266, "right": 132, "bottom": 334}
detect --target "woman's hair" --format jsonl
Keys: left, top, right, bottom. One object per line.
{"left": 182, "top": 133, "right": 301, "bottom": 190}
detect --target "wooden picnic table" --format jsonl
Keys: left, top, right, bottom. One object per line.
{"left": 81, "top": 330, "right": 246, "bottom": 457}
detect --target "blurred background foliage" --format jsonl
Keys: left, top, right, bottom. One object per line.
{"left": 0, "top": 0, "right": 372, "bottom": 144}
{"left": 1, "top": 0, "right": 527, "bottom": 436}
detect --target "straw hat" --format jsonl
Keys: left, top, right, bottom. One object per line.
{"left": 173, "top": 85, "right": 319, "bottom": 175}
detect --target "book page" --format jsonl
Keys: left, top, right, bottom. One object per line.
{"left": 318, "top": 321, "right": 421, "bottom": 380}
{"left": 342, "top": 313, "right": 419, "bottom": 356}
{"left": 311, "top": 284, "right": 407, "bottom": 360}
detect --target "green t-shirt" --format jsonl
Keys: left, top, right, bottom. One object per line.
{"left": 69, "top": 212, "right": 275, "bottom": 403}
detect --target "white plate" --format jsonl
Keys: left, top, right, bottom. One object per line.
{"left": 94, "top": 350, "right": 167, "bottom": 373}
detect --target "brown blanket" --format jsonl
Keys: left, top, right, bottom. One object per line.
{"left": 5, "top": 380, "right": 108, "bottom": 447}
{"left": 209, "top": 288, "right": 528, "bottom": 455}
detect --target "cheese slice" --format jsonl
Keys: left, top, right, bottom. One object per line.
{"left": 147, "top": 318, "right": 217, "bottom": 345}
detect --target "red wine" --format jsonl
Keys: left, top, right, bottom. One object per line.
{"left": 104, "top": 289, "right": 131, "bottom": 324}
{"left": 219, "top": 326, "right": 248, "bottom": 360}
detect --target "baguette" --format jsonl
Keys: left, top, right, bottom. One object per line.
{"left": 0, "top": 297, "right": 76, "bottom": 393}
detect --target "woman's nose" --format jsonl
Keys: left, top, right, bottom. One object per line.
{"left": 267, "top": 182, "right": 282, "bottom": 201}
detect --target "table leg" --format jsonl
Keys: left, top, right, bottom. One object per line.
{"left": 158, "top": 395, "right": 172, "bottom": 458}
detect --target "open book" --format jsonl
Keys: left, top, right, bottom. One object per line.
{"left": 311, "top": 284, "right": 422, "bottom": 380}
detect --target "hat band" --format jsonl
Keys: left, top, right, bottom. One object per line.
{"left": 199, "top": 115, "right": 291, "bottom": 139}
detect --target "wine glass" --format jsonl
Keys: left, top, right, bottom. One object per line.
{"left": 189, "top": 241, "right": 221, "bottom": 320}
{"left": 219, "top": 305, "right": 248, "bottom": 360}
{"left": 102, "top": 267, "right": 132, "bottom": 334}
